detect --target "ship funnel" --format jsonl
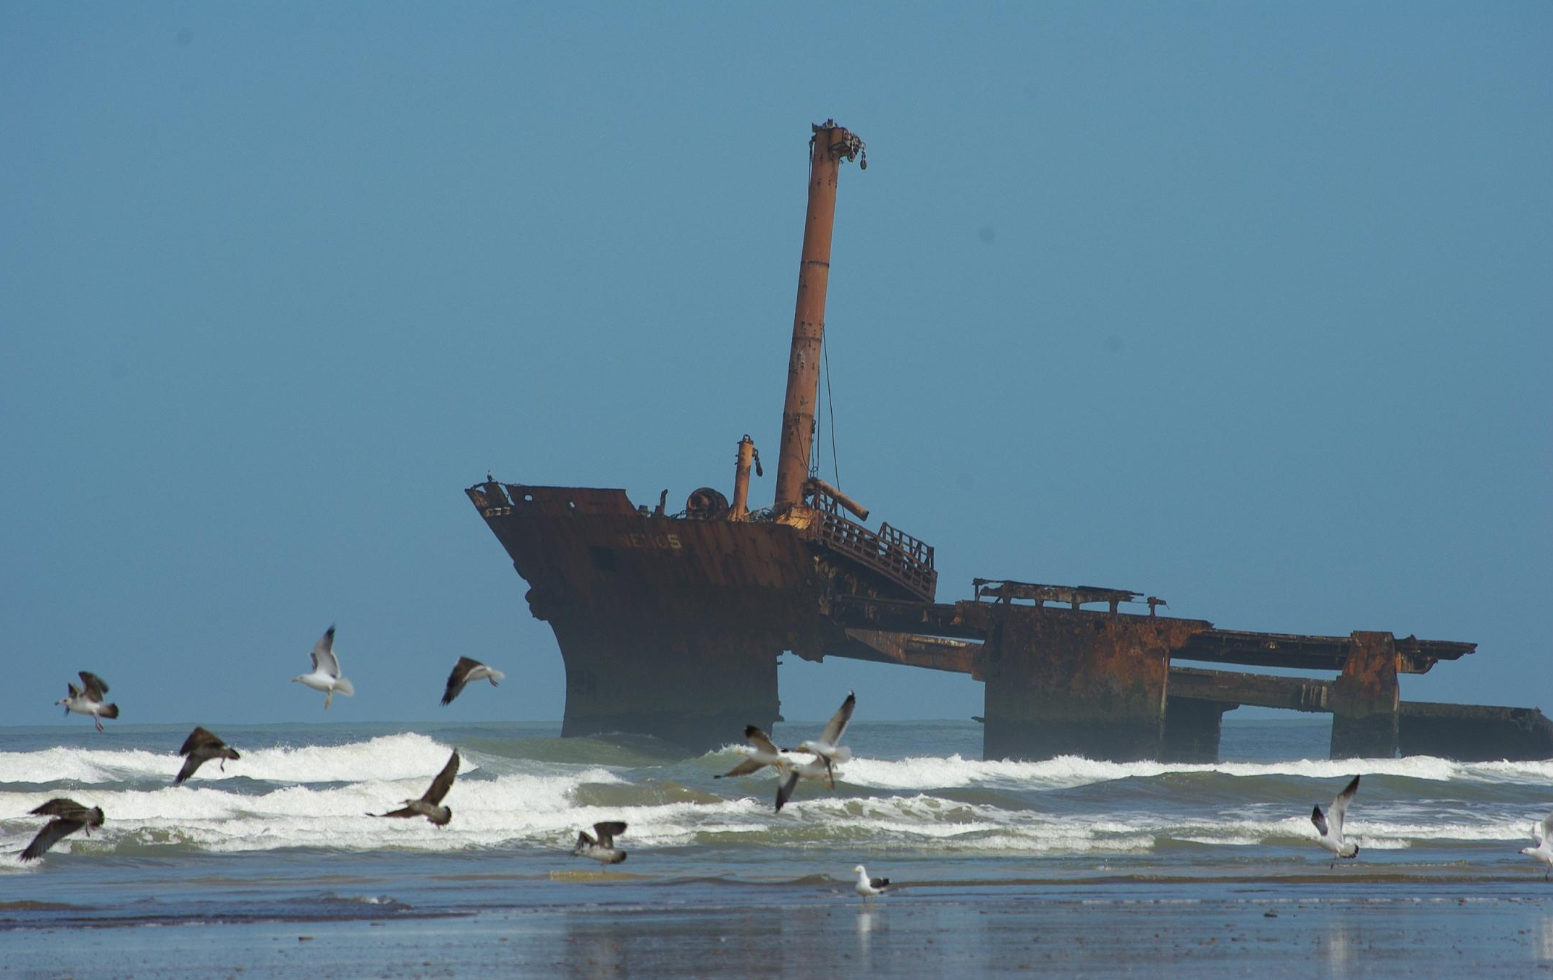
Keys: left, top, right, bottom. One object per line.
{"left": 773, "top": 120, "right": 866, "bottom": 512}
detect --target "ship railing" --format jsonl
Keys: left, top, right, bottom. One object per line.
{"left": 808, "top": 511, "right": 937, "bottom": 601}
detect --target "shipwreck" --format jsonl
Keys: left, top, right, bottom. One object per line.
{"left": 467, "top": 121, "right": 1551, "bottom": 763}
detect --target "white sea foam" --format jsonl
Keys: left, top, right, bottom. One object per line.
{"left": 0, "top": 733, "right": 469, "bottom": 786}
{"left": 832, "top": 752, "right": 1549, "bottom": 792}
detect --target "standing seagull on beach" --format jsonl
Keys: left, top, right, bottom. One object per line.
{"left": 572, "top": 821, "right": 627, "bottom": 870}
{"left": 1519, "top": 811, "right": 1553, "bottom": 878}
{"left": 853, "top": 864, "right": 889, "bottom": 910}
{"left": 174, "top": 727, "right": 241, "bottom": 784}
{"left": 57, "top": 672, "right": 119, "bottom": 732}
{"left": 440, "top": 657, "right": 506, "bottom": 705}
{"left": 19, "top": 799, "right": 105, "bottom": 862}
{"left": 370, "top": 750, "right": 459, "bottom": 826}
{"left": 774, "top": 692, "right": 856, "bottom": 812}
{"left": 292, "top": 626, "right": 354, "bottom": 709}
{"left": 1311, "top": 775, "right": 1361, "bottom": 867}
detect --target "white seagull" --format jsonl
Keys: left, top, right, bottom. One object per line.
{"left": 1311, "top": 775, "right": 1361, "bottom": 866}
{"left": 853, "top": 864, "right": 889, "bottom": 909}
{"left": 1519, "top": 811, "right": 1553, "bottom": 879}
{"left": 441, "top": 656, "right": 506, "bottom": 706}
{"left": 796, "top": 691, "right": 856, "bottom": 780}
{"left": 774, "top": 692, "right": 856, "bottom": 812}
{"left": 292, "top": 626, "right": 354, "bottom": 709}
{"left": 57, "top": 671, "right": 119, "bottom": 732}
{"left": 572, "top": 821, "right": 628, "bottom": 870}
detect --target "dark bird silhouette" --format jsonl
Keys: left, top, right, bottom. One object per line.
{"left": 20, "top": 798, "right": 105, "bottom": 861}
{"left": 370, "top": 750, "right": 459, "bottom": 826}
{"left": 572, "top": 821, "right": 627, "bottom": 869}
{"left": 175, "top": 727, "right": 241, "bottom": 784}
{"left": 440, "top": 657, "right": 506, "bottom": 706}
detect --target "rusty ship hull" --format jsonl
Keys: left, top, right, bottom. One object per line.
{"left": 465, "top": 120, "right": 1549, "bottom": 763}
{"left": 468, "top": 481, "right": 904, "bottom": 751}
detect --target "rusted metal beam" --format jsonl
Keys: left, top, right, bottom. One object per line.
{"left": 973, "top": 578, "right": 1143, "bottom": 614}
{"left": 1167, "top": 666, "right": 1332, "bottom": 712}
{"left": 836, "top": 629, "right": 982, "bottom": 678}
{"left": 1175, "top": 629, "right": 1474, "bottom": 674}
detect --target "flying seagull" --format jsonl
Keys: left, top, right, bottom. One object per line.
{"left": 853, "top": 864, "right": 889, "bottom": 910}
{"left": 714, "top": 725, "right": 791, "bottom": 780}
{"left": 370, "top": 750, "right": 459, "bottom": 826}
{"left": 1311, "top": 775, "right": 1361, "bottom": 866}
{"left": 441, "top": 657, "right": 506, "bottom": 706}
{"left": 292, "top": 626, "right": 354, "bottom": 709}
{"left": 796, "top": 691, "right": 856, "bottom": 782}
{"left": 57, "top": 672, "right": 119, "bottom": 732}
{"left": 20, "top": 798, "right": 105, "bottom": 862}
{"left": 1520, "top": 810, "right": 1553, "bottom": 879}
{"left": 572, "top": 821, "right": 627, "bottom": 870}
{"left": 174, "top": 727, "right": 241, "bottom": 784}
{"left": 773, "top": 691, "right": 856, "bottom": 812}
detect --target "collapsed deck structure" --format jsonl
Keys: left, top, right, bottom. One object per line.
{"left": 468, "top": 121, "right": 1550, "bottom": 762}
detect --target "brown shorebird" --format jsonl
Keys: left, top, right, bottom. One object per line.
{"left": 572, "top": 822, "right": 627, "bottom": 869}
{"left": 174, "top": 727, "right": 241, "bottom": 784}
{"left": 20, "top": 799, "right": 105, "bottom": 861}
{"left": 370, "top": 750, "right": 459, "bottom": 826}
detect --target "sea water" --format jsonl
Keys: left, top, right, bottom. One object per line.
{"left": 3, "top": 718, "right": 1553, "bottom": 976}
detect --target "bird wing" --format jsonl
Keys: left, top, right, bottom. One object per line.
{"left": 441, "top": 657, "right": 479, "bottom": 705}
{"left": 21, "top": 818, "right": 86, "bottom": 862}
{"left": 870, "top": 877, "right": 890, "bottom": 889}
{"left": 744, "top": 726, "right": 780, "bottom": 756}
{"left": 420, "top": 751, "right": 460, "bottom": 805}
{"left": 1310, "top": 805, "right": 1328, "bottom": 837}
{"left": 1541, "top": 811, "right": 1553, "bottom": 846}
{"left": 775, "top": 771, "right": 801, "bottom": 813}
{"left": 29, "top": 798, "right": 88, "bottom": 819}
{"left": 310, "top": 626, "right": 340, "bottom": 677}
{"left": 179, "top": 727, "right": 222, "bottom": 757}
{"left": 66, "top": 682, "right": 82, "bottom": 698}
{"left": 592, "top": 822, "right": 627, "bottom": 848}
{"left": 174, "top": 755, "right": 205, "bottom": 785}
{"left": 79, "top": 672, "right": 109, "bottom": 700}
{"left": 817, "top": 691, "right": 856, "bottom": 748}
{"left": 716, "top": 757, "right": 767, "bottom": 779}
{"left": 1328, "top": 775, "right": 1360, "bottom": 838}
{"left": 373, "top": 806, "right": 418, "bottom": 819}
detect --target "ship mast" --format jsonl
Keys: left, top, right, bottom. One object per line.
{"left": 772, "top": 120, "right": 865, "bottom": 513}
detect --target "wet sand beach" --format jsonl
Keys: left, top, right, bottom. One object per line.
{"left": 5, "top": 878, "right": 1553, "bottom": 979}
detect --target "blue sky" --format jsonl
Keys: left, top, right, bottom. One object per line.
{"left": 2, "top": 2, "right": 1549, "bottom": 728}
